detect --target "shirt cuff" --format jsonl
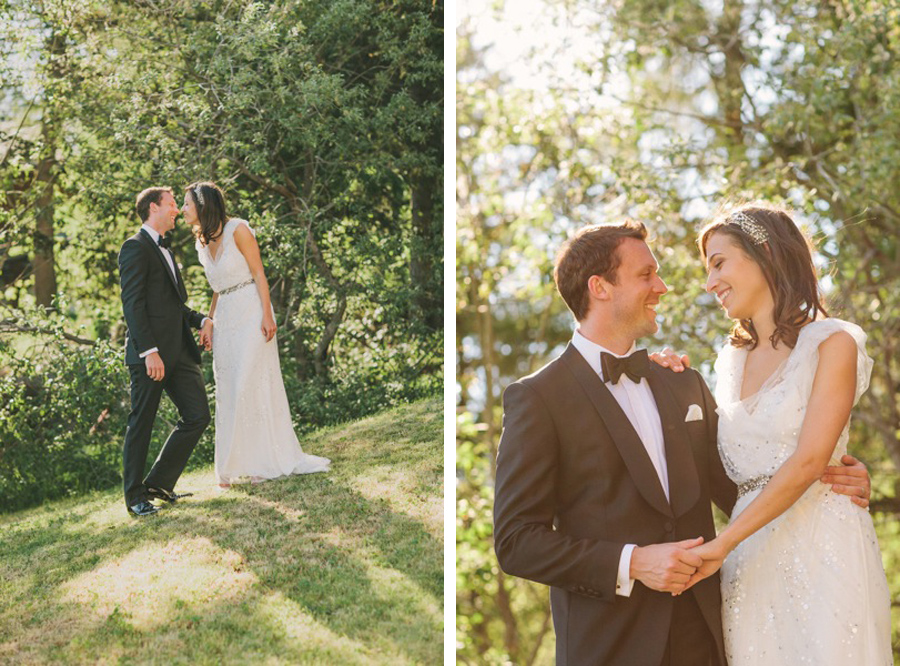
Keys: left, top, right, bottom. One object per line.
{"left": 616, "top": 544, "right": 637, "bottom": 597}
{"left": 201, "top": 317, "right": 211, "bottom": 328}
{"left": 139, "top": 347, "right": 159, "bottom": 359}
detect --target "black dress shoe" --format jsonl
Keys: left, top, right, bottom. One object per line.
{"left": 128, "top": 500, "right": 160, "bottom": 517}
{"left": 146, "top": 486, "right": 194, "bottom": 503}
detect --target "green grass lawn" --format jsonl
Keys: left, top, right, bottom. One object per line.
{"left": 0, "top": 398, "right": 442, "bottom": 665}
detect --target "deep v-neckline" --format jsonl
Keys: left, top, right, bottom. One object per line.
{"left": 737, "top": 351, "right": 792, "bottom": 403}
{"left": 735, "top": 325, "right": 812, "bottom": 404}
{"left": 205, "top": 221, "right": 230, "bottom": 263}
{"left": 207, "top": 241, "right": 224, "bottom": 263}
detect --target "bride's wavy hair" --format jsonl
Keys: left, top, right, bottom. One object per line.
{"left": 186, "top": 181, "right": 228, "bottom": 245}
{"left": 698, "top": 203, "right": 828, "bottom": 350}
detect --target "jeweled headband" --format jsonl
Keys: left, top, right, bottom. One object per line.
{"left": 193, "top": 186, "right": 205, "bottom": 207}
{"left": 728, "top": 211, "right": 768, "bottom": 245}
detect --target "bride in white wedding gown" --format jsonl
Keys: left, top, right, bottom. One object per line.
{"left": 182, "top": 181, "right": 330, "bottom": 487}
{"left": 685, "top": 206, "right": 891, "bottom": 665}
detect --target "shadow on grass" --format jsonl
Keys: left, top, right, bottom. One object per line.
{"left": 0, "top": 474, "right": 441, "bottom": 665}
{"left": 238, "top": 473, "right": 443, "bottom": 598}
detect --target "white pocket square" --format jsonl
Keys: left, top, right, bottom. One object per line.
{"left": 685, "top": 404, "right": 703, "bottom": 422}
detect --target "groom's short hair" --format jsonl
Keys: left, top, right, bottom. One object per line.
{"left": 136, "top": 187, "right": 174, "bottom": 222}
{"left": 554, "top": 220, "right": 648, "bottom": 321}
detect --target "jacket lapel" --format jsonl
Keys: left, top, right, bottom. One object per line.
{"left": 139, "top": 229, "right": 182, "bottom": 297}
{"left": 172, "top": 259, "right": 188, "bottom": 301}
{"left": 645, "top": 365, "right": 701, "bottom": 518}
{"left": 561, "top": 344, "right": 673, "bottom": 518}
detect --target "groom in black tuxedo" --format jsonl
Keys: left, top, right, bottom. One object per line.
{"left": 493, "top": 221, "right": 871, "bottom": 665}
{"left": 118, "top": 187, "right": 214, "bottom": 517}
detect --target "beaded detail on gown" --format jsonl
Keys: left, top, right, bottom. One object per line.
{"left": 713, "top": 319, "right": 890, "bottom": 665}
{"left": 197, "top": 218, "right": 330, "bottom": 485}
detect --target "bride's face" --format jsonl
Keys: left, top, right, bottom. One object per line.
{"left": 181, "top": 194, "right": 200, "bottom": 227}
{"left": 704, "top": 231, "right": 772, "bottom": 321}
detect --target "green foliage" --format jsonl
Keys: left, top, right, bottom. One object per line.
{"left": 283, "top": 330, "right": 443, "bottom": 433}
{"left": 0, "top": 326, "right": 125, "bottom": 512}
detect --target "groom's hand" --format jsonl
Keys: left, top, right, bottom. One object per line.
{"left": 145, "top": 352, "right": 165, "bottom": 381}
{"left": 200, "top": 319, "right": 214, "bottom": 351}
{"left": 820, "top": 454, "right": 870, "bottom": 508}
{"left": 629, "top": 537, "right": 704, "bottom": 594}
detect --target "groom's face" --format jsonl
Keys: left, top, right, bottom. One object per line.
{"left": 607, "top": 238, "right": 668, "bottom": 339}
{"left": 151, "top": 192, "right": 179, "bottom": 234}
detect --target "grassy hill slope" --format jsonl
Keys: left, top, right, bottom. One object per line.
{"left": 0, "top": 398, "right": 442, "bottom": 665}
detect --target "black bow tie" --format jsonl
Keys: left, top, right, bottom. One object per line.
{"left": 157, "top": 235, "right": 171, "bottom": 249}
{"left": 601, "top": 349, "right": 651, "bottom": 385}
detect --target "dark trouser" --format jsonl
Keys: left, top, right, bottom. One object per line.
{"left": 661, "top": 591, "right": 719, "bottom": 666}
{"left": 123, "top": 355, "right": 210, "bottom": 507}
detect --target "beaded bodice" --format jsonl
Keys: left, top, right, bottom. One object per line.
{"left": 713, "top": 319, "right": 872, "bottom": 485}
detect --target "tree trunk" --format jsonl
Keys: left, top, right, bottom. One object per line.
{"left": 32, "top": 29, "right": 65, "bottom": 309}
{"left": 33, "top": 113, "right": 58, "bottom": 308}
{"left": 313, "top": 293, "right": 346, "bottom": 377}
{"left": 407, "top": 40, "right": 442, "bottom": 332}
{"left": 712, "top": 1, "right": 747, "bottom": 161}
{"left": 410, "top": 168, "right": 441, "bottom": 331}
{"left": 303, "top": 221, "right": 347, "bottom": 377}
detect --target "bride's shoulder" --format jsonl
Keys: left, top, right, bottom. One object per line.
{"left": 226, "top": 218, "right": 255, "bottom": 236}
{"left": 798, "top": 318, "right": 867, "bottom": 350}
{"left": 796, "top": 318, "right": 873, "bottom": 398}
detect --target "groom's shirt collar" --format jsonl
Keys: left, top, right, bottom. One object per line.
{"left": 141, "top": 224, "right": 160, "bottom": 243}
{"left": 572, "top": 330, "right": 637, "bottom": 383}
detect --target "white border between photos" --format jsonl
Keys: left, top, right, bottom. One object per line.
{"left": 444, "top": 0, "right": 457, "bottom": 663}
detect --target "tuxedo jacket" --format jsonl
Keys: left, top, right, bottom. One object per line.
{"left": 118, "top": 229, "right": 205, "bottom": 367}
{"left": 494, "top": 344, "right": 738, "bottom": 666}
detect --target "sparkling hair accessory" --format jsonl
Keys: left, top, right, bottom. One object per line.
{"left": 193, "top": 186, "right": 205, "bottom": 207}
{"left": 728, "top": 211, "right": 768, "bottom": 245}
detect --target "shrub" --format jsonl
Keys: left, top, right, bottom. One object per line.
{"left": 0, "top": 323, "right": 440, "bottom": 514}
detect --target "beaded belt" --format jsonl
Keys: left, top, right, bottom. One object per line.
{"left": 737, "top": 474, "right": 771, "bottom": 497}
{"left": 219, "top": 278, "right": 254, "bottom": 296}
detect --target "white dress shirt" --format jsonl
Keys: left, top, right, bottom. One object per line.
{"left": 571, "top": 329, "right": 669, "bottom": 597}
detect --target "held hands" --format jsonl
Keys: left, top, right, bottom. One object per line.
{"left": 261, "top": 312, "right": 277, "bottom": 342}
{"left": 199, "top": 319, "right": 214, "bottom": 351}
{"left": 676, "top": 538, "right": 730, "bottom": 595}
{"left": 820, "top": 454, "right": 871, "bottom": 508}
{"left": 649, "top": 347, "right": 692, "bottom": 372}
{"left": 145, "top": 352, "right": 165, "bottom": 382}
{"left": 630, "top": 537, "right": 705, "bottom": 594}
